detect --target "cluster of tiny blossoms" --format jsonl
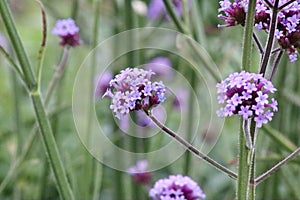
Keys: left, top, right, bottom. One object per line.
{"left": 52, "top": 18, "right": 80, "bottom": 47}
{"left": 149, "top": 174, "right": 206, "bottom": 200}
{"left": 218, "top": 0, "right": 300, "bottom": 62}
{"left": 103, "top": 68, "right": 166, "bottom": 119}
{"left": 216, "top": 71, "right": 278, "bottom": 128}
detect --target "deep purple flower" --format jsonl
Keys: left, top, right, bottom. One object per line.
{"left": 216, "top": 71, "right": 278, "bottom": 128}
{"left": 149, "top": 174, "right": 206, "bottom": 200}
{"left": 52, "top": 18, "right": 80, "bottom": 47}
{"left": 147, "top": 0, "right": 191, "bottom": 20}
{"left": 103, "top": 68, "right": 167, "bottom": 119}
{"left": 218, "top": 0, "right": 300, "bottom": 62}
{"left": 127, "top": 160, "right": 152, "bottom": 185}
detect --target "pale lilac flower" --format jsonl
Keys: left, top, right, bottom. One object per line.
{"left": 52, "top": 18, "right": 80, "bottom": 47}
{"left": 216, "top": 71, "right": 278, "bottom": 128}
{"left": 149, "top": 174, "right": 206, "bottom": 200}
{"left": 238, "top": 105, "right": 253, "bottom": 120}
{"left": 128, "top": 160, "right": 152, "bottom": 185}
{"left": 103, "top": 68, "right": 167, "bottom": 119}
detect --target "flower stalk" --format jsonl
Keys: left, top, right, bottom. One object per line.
{"left": 238, "top": 0, "right": 257, "bottom": 199}
{"left": 144, "top": 110, "right": 238, "bottom": 179}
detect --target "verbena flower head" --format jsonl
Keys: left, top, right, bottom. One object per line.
{"left": 52, "top": 18, "right": 80, "bottom": 47}
{"left": 147, "top": 0, "right": 190, "bottom": 20}
{"left": 218, "top": 0, "right": 300, "bottom": 62}
{"left": 103, "top": 68, "right": 167, "bottom": 119}
{"left": 149, "top": 174, "right": 206, "bottom": 200}
{"left": 127, "top": 160, "right": 152, "bottom": 185}
{"left": 216, "top": 71, "right": 278, "bottom": 128}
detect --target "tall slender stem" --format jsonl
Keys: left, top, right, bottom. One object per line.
{"left": 162, "top": 0, "right": 188, "bottom": 34}
{"left": 238, "top": 0, "right": 257, "bottom": 199}
{"left": 81, "top": 0, "right": 102, "bottom": 198}
{"left": 183, "top": 71, "right": 196, "bottom": 174}
{"left": 259, "top": 0, "right": 279, "bottom": 75}
{"left": 30, "top": 93, "right": 74, "bottom": 200}
{"left": 242, "top": 0, "right": 257, "bottom": 71}
{"left": 145, "top": 110, "right": 238, "bottom": 179}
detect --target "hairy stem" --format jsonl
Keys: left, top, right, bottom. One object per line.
{"left": 238, "top": 0, "right": 257, "bottom": 199}
{"left": 145, "top": 110, "right": 237, "bottom": 179}
{"left": 255, "top": 147, "right": 300, "bottom": 184}
{"left": 242, "top": 0, "right": 257, "bottom": 71}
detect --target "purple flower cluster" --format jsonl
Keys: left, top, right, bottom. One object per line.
{"left": 218, "top": 0, "right": 300, "bottom": 62}
{"left": 149, "top": 174, "right": 206, "bottom": 200}
{"left": 52, "top": 18, "right": 80, "bottom": 47}
{"left": 147, "top": 0, "right": 190, "bottom": 20}
{"left": 103, "top": 68, "right": 166, "bottom": 119}
{"left": 127, "top": 160, "right": 152, "bottom": 185}
{"left": 216, "top": 71, "right": 278, "bottom": 128}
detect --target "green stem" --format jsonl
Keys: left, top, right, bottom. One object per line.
{"left": 91, "top": 1, "right": 102, "bottom": 200}
{"left": 162, "top": 0, "right": 188, "bottom": 34}
{"left": 237, "top": 119, "right": 252, "bottom": 200}
{"left": 71, "top": 0, "right": 79, "bottom": 20}
{"left": 80, "top": 0, "right": 101, "bottom": 198}
{"left": 183, "top": 71, "right": 196, "bottom": 174}
{"left": 242, "top": 0, "right": 257, "bottom": 71}
{"left": 237, "top": 0, "right": 257, "bottom": 199}
{"left": 11, "top": 69, "right": 22, "bottom": 154}
{"left": 31, "top": 93, "right": 74, "bottom": 200}
{"left": 0, "top": 0, "right": 36, "bottom": 90}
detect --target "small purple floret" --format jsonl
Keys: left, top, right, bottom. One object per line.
{"left": 52, "top": 18, "right": 80, "bottom": 47}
